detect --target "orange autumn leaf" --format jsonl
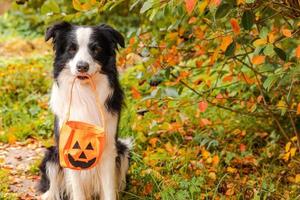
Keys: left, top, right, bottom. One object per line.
{"left": 223, "top": 74, "right": 233, "bottom": 82}
{"left": 296, "top": 45, "right": 300, "bottom": 58}
{"left": 230, "top": 18, "right": 240, "bottom": 35}
{"left": 200, "top": 118, "right": 212, "bottom": 126}
{"left": 131, "top": 87, "right": 141, "bottom": 99}
{"left": 129, "top": 37, "right": 135, "bottom": 45}
{"left": 252, "top": 55, "right": 265, "bottom": 65}
{"left": 210, "top": 46, "right": 220, "bottom": 64}
{"left": 282, "top": 28, "right": 292, "bottom": 38}
{"left": 143, "top": 183, "right": 153, "bottom": 195}
{"left": 210, "top": 0, "right": 221, "bottom": 6}
{"left": 185, "top": 0, "right": 196, "bottom": 14}
{"left": 149, "top": 137, "right": 159, "bottom": 148}
{"left": 198, "top": 101, "right": 208, "bottom": 112}
{"left": 220, "top": 35, "right": 233, "bottom": 51}
{"left": 188, "top": 16, "right": 197, "bottom": 24}
{"left": 8, "top": 133, "right": 16, "bottom": 144}
{"left": 297, "top": 103, "right": 300, "bottom": 115}
{"left": 196, "top": 60, "right": 203, "bottom": 68}
{"left": 212, "top": 155, "right": 220, "bottom": 166}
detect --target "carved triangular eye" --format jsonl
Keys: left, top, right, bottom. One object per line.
{"left": 79, "top": 152, "right": 87, "bottom": 159}
{"left": 73, "top": 141, "right": 81, "bottom": 149}
{"left": 86, "top": 142, "right": 94, "bottom": 150}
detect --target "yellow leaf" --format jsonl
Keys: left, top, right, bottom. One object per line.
{"left": 72, "top": 0, "right": 96, "bottom": 11}
{"left": 253, "top": 38, "right": 267, "bottom": 47}
{"left": 285, "top": 142, "right": 292, "bottom": 152}
{"left": 282, "top": 152, "right": 290, "bottom": 162}
{"left": 291, "top": 136, "right": 297, "bottom": 142}
{"left": 252, "top": 55, "right": 265, "bottom": 65}
{"left": 295, "top": 174, "right": 300, "bottom": 183}
{"left": 198, "top": 0, "right": 209, "bottom": 14}
{"left": 282, "top": 28, "right": 292, "bottom": 38}
{"left": 220, "top": 36, "right": 233, "bottom": 51}
{"left": 268, "top": 32, "right": 275, "bottom": 43}
{"left": 201, "top": 148, "right": 210, "bottom": 159}
{"left": 8, "top": 133, "right": 16, "bottom": 144}
{"left": 208, "top": 172, "right": 217, "bottom": 180}
{"left": 290, "top": 147, "right": 297, "bottom": 157}
{"left": 276, "top": 100, "right": 286, "bottom": 108}
{"left": 227, "top": 167, "right": 237, "bottom": 173}
{"left": 237, "top": 0, "right": 245, "bottom": 5}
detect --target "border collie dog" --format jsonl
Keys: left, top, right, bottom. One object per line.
{"left": 38, "top": 22, "right": 131, "bottom": 200}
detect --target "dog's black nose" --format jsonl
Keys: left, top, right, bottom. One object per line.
{"left": 76, "top": 61, "right": 89, "bottom": 73}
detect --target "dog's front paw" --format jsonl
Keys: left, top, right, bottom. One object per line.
{"left": 41, "top": 191, "right": 60, "bottom": 200}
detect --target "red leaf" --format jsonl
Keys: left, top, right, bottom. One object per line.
{"left": 198, "top": 101, "right": 208, "bottom": 112}
{"left": 239, "top": 144, "right": 246, "bottom": 152}
{"left": 185, "top": 0, "right": 196, "bottom": 14}
{"left": 230, "top": 18, "right": 240, "bottom": 35}
{"left": 296, "top": 45, "right": 300, "bottom": 59}
{"left": 131, "top": 87, "right": 141, "bottom": 99}
{"left": 297, "top": 103, "right": 300, "bottom": 115}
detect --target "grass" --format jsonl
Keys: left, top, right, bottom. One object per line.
{"left": 0, "top": 36, "right": 299, "bottom": 199}
{"left": 0, "top": 169, "right": 17, "bottom": 200}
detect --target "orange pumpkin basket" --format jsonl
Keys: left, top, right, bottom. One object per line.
{"left": 59, "top": 76, "right": 106, "bottom": 170}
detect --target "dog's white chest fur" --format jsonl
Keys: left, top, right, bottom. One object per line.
{"left": 49, "top": 72, "right": 118, "bottom": 199}
{"left": 50, "top": 72, "right": 111, "bottom": 125}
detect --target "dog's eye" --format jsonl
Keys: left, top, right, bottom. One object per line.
{"left": 91, "top": 45, "right": 102, "bottom": 55}
{"left": 68, "top": 44, "right": 77, "bottom": 54}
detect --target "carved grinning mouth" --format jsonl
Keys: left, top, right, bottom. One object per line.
{"left": 67, "top": 154, "right": 96, "bottom": 169}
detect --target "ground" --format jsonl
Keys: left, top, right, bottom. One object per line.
{"left": 0, "top": 139, "right": 44, "bottom": 199}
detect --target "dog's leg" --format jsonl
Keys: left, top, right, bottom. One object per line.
{"left": 65, "top": 170, "right": 86, "bottom": 200}
{"left": 116, "top": 138, "right": 131, "bottom": 191}
{"left": 100, "top": 147, "right": 117, "bottom": 200}
{"left": 39, "top": 147, "right": 64, "bottom": 200}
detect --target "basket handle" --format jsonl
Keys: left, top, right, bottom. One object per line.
{"left": 65, "top": 76, "right": 106, "bottom": 131}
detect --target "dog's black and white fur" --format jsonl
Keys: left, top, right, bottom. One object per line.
{"left": 38, "top": 22, "right": 131, "bottom": 200}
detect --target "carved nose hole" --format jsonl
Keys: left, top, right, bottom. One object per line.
{"left": 79, "top": 151, "right": 87, "bottom": 159}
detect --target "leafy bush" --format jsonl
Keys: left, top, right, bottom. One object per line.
{"left": 1, "top": 0, "right": 300, "bottom": 198}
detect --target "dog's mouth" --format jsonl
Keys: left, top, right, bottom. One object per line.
{"left": 77, "top": 75, "right": 89, "bottom": 80}
{"left": 77, "top": 76, "right": 88, "bottom": 80}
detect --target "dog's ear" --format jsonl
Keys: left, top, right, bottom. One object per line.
{"left": 45, "top": 21, "right": 72, "bottom": 42}
{"left": 98, "top": 24, "right": 125, "bottom": 49}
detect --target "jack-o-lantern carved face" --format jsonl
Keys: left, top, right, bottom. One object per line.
{"left": 59, "top": 121, "right": 105, "bottom": 170}
{"left": 67, "top": 140, "right": 97, "bottom": 169}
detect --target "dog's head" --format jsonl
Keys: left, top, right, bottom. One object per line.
{"left": 45, "top": 22, "right": 124, "bottom": 79}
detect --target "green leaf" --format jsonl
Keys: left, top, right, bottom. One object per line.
{"left": 41, "top": 0, "right": 60, "bottom": 14}
{"left": 274, "top": 47, "right": 287, "bottom": 61}
{"left": 263, "top": 75, "right": 279, "bottom": 91}
{"left": 215, "top": 3, "right": 232, "bottom": 19}
{"left": 225, "top": 42, "right": 236, "bottom": 56}
{"left": 264, "top": 44, "right": 274, "bottom": 56}
{"left": 140, "top": 1, "right": 153, "bottom": 14}
{"left": 241, "top": 10, "right": 254, "bottom": 30}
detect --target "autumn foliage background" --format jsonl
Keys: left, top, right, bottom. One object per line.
{"left": 0, "top": 0, "right": 300, "bottom": 199}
